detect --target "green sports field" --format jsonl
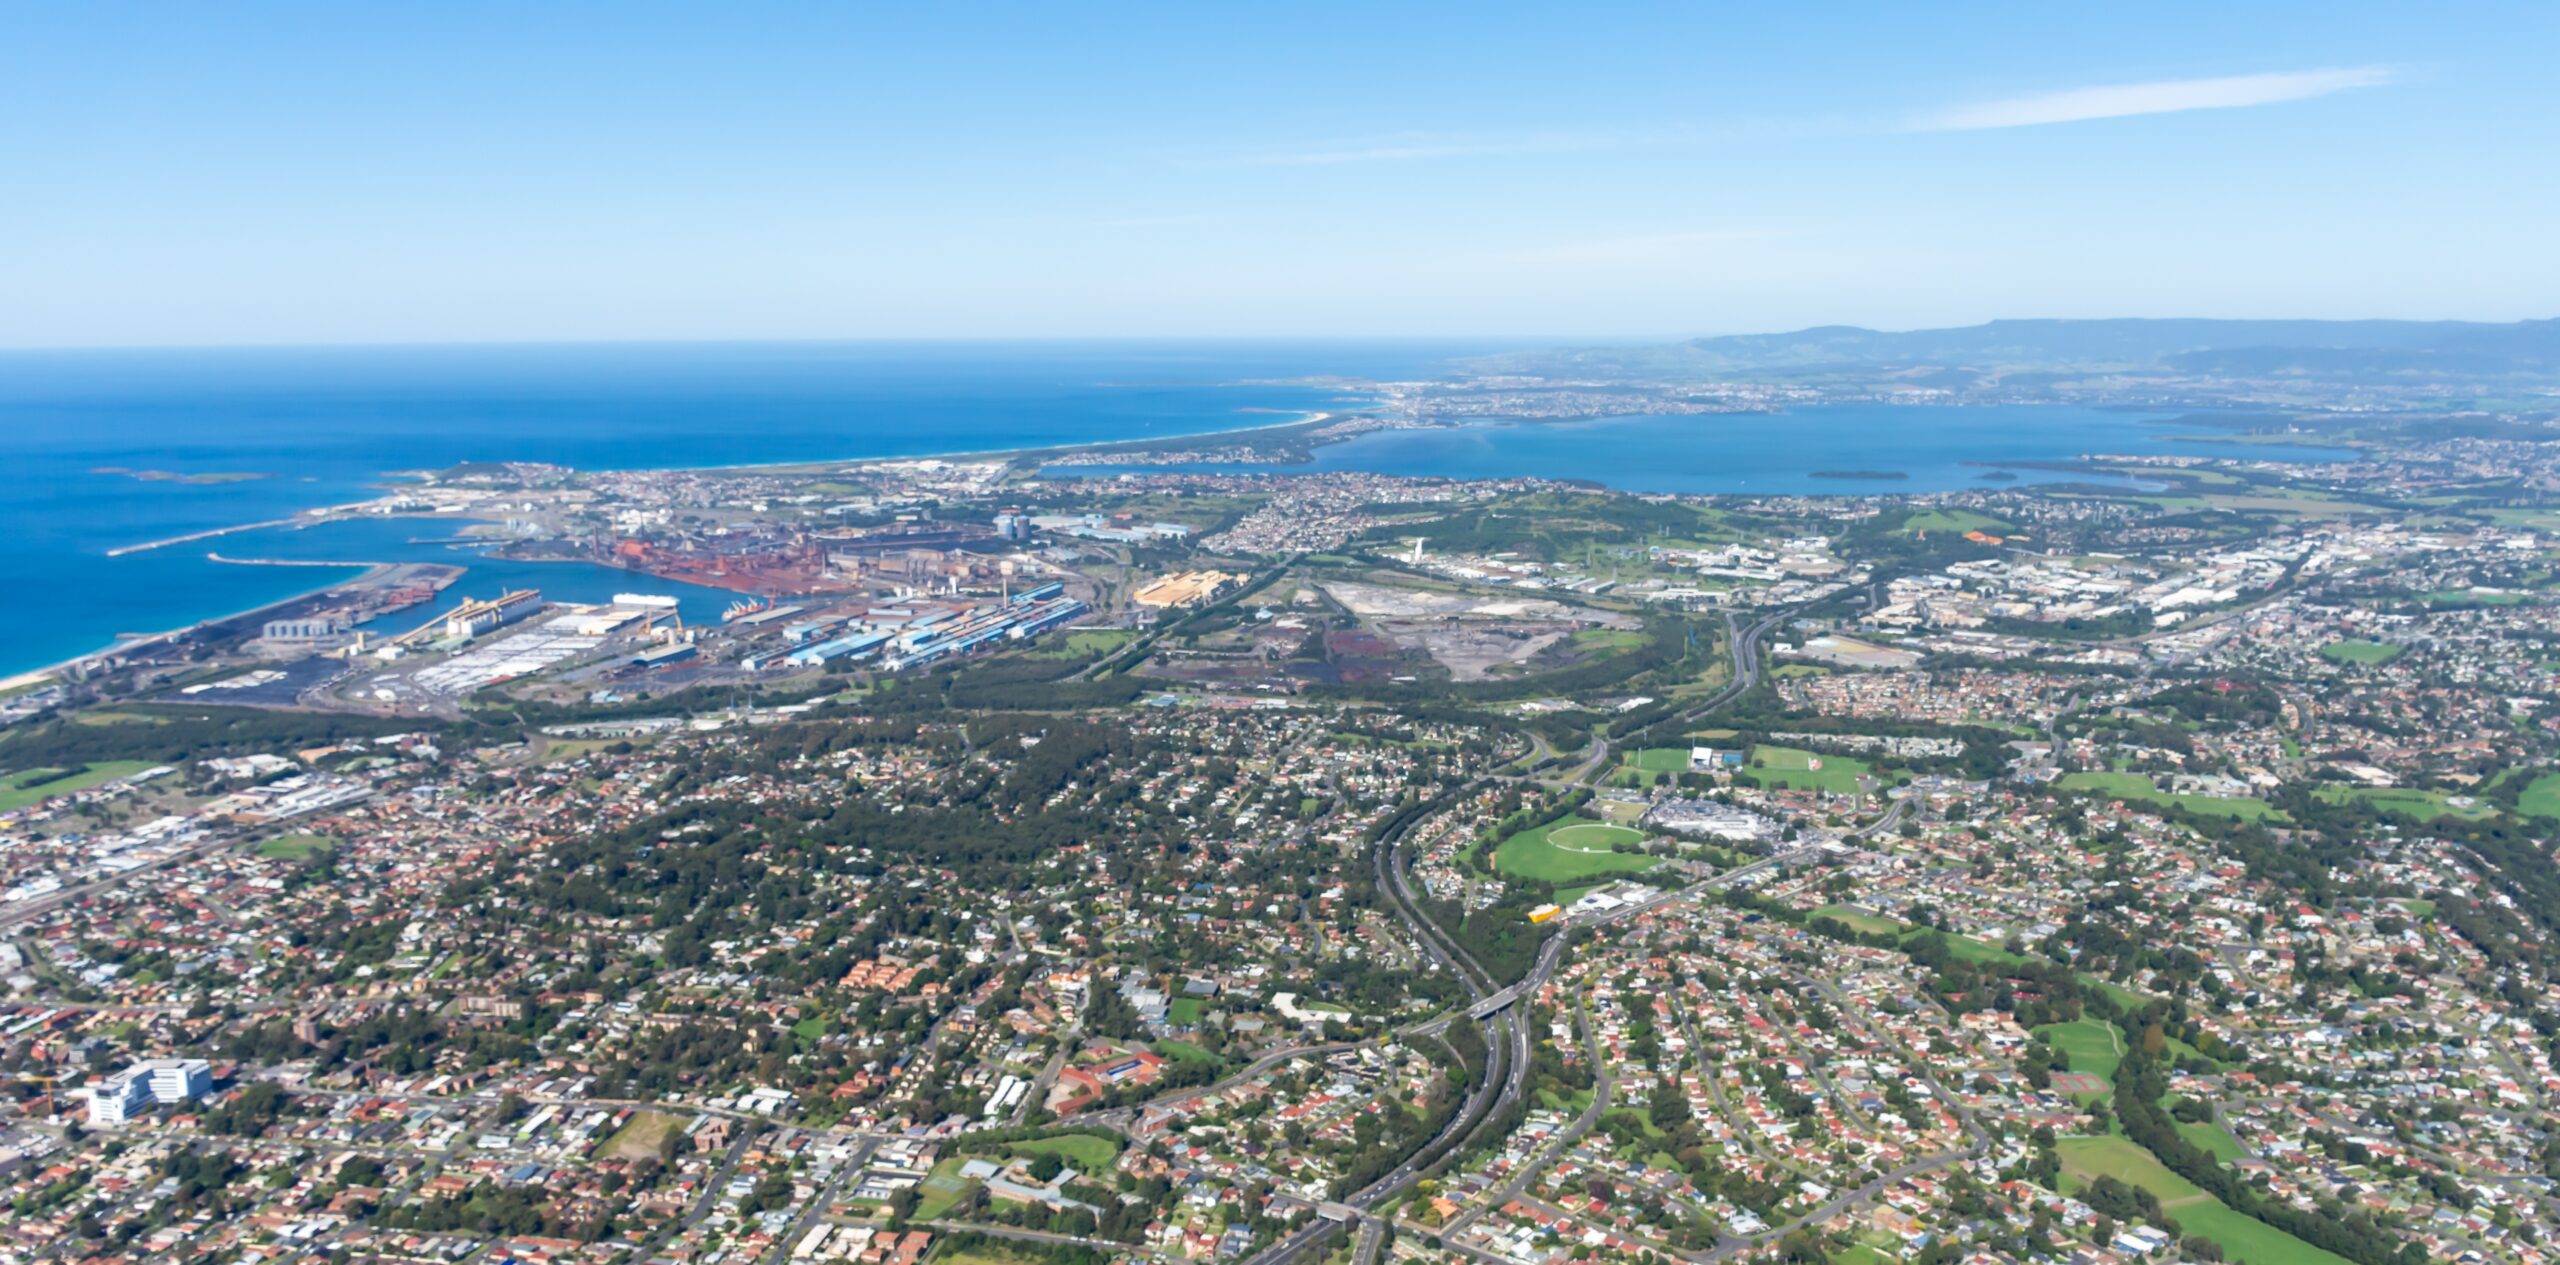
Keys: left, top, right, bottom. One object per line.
{"left": 2312, "top": 786, "right": 2495, "bottom": 822}
{"left": 1622, "top": 747, "right": 1693, "bottom": 773}
{"left": 2520, "top": 772, "right": 2560, "bottom": 820}
{"left": 1492, "top": 816, "right": 1659, "bottom": 883}
{"left": 2318, "top": 639, "right": 2403, "bottom": 665}
{"left": 1812, "top": 905, "right": 1901, "bottom": 936}
{"left": 2036, "top": 1020, "right": 2124, "bottom": 1082}
{"left": 256, "top": 833, "right": 336, "bottom": 860}
{"left": 0, "top": 761, "right": 158, "bottom": 813}
{"left": 1741, "top": 745, "right": 1871, "bottom": 794}
{"left": 1001, "top": 1133, "right": 1121, "bottom": 1172}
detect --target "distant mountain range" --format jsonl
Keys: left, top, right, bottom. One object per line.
{"left": 1482, "top": 317, "right": 2560, "bottom": 381}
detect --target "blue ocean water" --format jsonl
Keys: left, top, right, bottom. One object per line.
{"left": 2, "top": 343, "right": 2344, "bottom": 677}
{"left": 1, "top": 341, "right": 1467, "bottom": 675}
{"left": 1060, "top": 404, "right": 2348, "bottom": 495}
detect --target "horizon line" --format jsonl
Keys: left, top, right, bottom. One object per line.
{"left": 0, "top": 312, "right": 2551, "bottom": 356}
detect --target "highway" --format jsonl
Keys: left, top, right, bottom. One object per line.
{"left": 1441, "top": 990, "right": 1612, "bottom": 1236}
{"left": 1229, "top": 608, "right": 1796, "bottom": 1265}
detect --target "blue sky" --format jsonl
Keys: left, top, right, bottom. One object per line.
{"left": 2, "top": 2, "right": 2553, "bottom": 345}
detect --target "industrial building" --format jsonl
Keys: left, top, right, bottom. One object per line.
{"left": 261, "top": 614, "right": 349, "bottom": 642}
{"left": 1645, "top": 797, "right": 1779, "bottom": 845}
{"left": 390, "top": 589, "right": 545, "bottom": 649}
{"left": 445, "top": 589, "right": 542, "bottom": 639}
{"left": 783, "top": 629, "right": 893, "bottom": 668}
{"left": 875, "top": 592, "right": 1087, "bottom": 671}
{"left": 758, "top": 587, "right": 1087, "bottom": 673}
{"left": 629, "top": 643, "right": 698, "bottom": 669}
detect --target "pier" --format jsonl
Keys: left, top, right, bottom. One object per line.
{"left": 105, "top": 517, "right": 307, "bottom": 557}
{"left": 105, "top": 501, "right": 381, "bottom": 557}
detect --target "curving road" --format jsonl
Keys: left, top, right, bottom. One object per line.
{"left": 1144, "top": 608, "right": 1799, "bottom": 1265}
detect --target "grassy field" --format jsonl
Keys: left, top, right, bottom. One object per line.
{"left": 2319, "top": 639, "right": 2404, "bottom": 665}
{"left": 1001, "top": 1133, "right": 1120, "bottom": 1172}
{"left": 1899, "top": 508, "right": 2014, "bottom": 536}
{"left": 2425, "top": 588, "right": 2529, "bottom": 606}
{"left": 1031, "top": 629, "right": 1137, "bottom": 659}
{"left": 2037, "top": 1020, "right": 2125, "bottom": 1082}
{"left": 1569, "top": 628, "right": 1648, "bottom": 655}
{"left": 2085, "top": 977, "right": 2160, "bottom": 1012}
{"left": 1492, "top": 816, "right": 1659, "bottom": 883}
{"left": 914, "top": 1157, "right": 974, "bottom": 1219}
{"left": 538, "top": 736, "right": 625, "bottom": 763}
{"left": 1740, "top": 745, "right": 1872, "bottom": 795}
{"left": 2056, "top": 1137, "right": 2351, "bottom": 1265}
{"left": 2312, "top": 786, "right": 2495, "bottom": 822}
{"left": 2178, "top": 1116, "right": 2248, "bottom": 1162}
{"left": 70, "top": 710, "right": 167, "bottom": 726}
{"left": 256, "top": 833, "right": 335, "bottom": 860}
{"left": 2520, "top": 772, "right": 2560, "bottom": 820}
{"left": 1812, "top": 905, "right": 1902, "bottom": 936}
{"left": 1943, "top": 935, "right": 2034, "bottom": 967}
{"left": 2057, "top": 771, "right": 2285, "bottom": 821}
{"left": 597, "top": 1109, "right": 683, "bottom": 1161}
{"left": 1168, "top": 997, "right": 1204, "bottom": 1026}
{"left": 0, "top": 761, "right": 158, "bottom": 812}
{"left": 2134, "top": 491, "right": 2366, "bottom": 519}
{"left": 1591, "top": 798, "right": 1649, "bottom": 824}
{"left": 0, "top": 675, "right": 58, "bottom": 701}
{"left": 1153, "top": 1038, "right": 1221, "bottom": 1065}
{"left": 2057, "top": 1135, "right": 2199, "bottom": 1198}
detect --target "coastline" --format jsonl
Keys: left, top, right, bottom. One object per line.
{"left": 44, "top": 409, "right": 1337, "bottom": 681}
{"left": 10, "top": 561, "right": 389, "bottom": 687}
{"left": 52, "top": 398, "right": 1361, "bottom": 681}
{"left": 32, "top": 395, "right": 2334, "bottom": 683}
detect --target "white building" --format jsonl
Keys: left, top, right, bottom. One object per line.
{"left": 88, "top": 1058, "right": 213, "bottom": 1126}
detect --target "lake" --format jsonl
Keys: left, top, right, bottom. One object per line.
{"left": 1056, "top": 403, "right": 2347, "bottom": 495}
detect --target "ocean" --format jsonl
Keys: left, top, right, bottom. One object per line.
{"left": 3, "top": 342, "right": 2339, "bottom": 678}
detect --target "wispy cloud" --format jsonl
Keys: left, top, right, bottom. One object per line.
{"left": 1910, "top": 66, "right": 2397, "bottom": 132}
{"left": 1513, "top": 229, "right": 1772, "bottom": 267}
{"left": 1097, "top": 213, "right": 1211, "bottom": 230}
{"left": 1206, "top": 129, "right": 1636, "bottom": 169}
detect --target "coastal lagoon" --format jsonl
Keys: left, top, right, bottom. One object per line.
{"left": 1058, "top": 403, "right": 2350, "bottom": 495}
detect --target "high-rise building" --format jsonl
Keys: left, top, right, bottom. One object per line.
{"left": 88, "top": 1058, "right": 214, "bottom": 1126}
